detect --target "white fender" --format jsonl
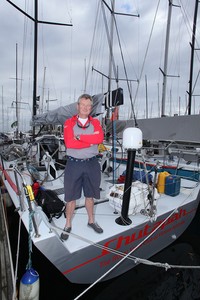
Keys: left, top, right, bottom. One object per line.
{"left": 19, "top": 268, "right": 40, "bottom": 300}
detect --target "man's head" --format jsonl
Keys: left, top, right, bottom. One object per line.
{"left": 77, "top": 94, "right": 93, "bottom": 118}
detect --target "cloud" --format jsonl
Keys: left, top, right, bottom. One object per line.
{"left": 0, "top": 0, "right": 200, "bottom": 132}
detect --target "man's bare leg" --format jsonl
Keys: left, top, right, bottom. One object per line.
{"left": 85, "top": 197, "right": 94, "bottom": 224}
{"left": 65, "top": 200, "right": 76, "bottom": 228}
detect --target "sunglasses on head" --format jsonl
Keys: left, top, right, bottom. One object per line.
{"left": 77, "top": 119, "right": 90, "bottom": 129}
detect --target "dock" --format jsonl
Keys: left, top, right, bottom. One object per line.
{"left": 0, "top": 178, "right": 15, "bottom": 300}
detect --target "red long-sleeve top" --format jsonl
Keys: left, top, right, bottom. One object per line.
{"left": 64, "top": 115, "right": 104, "bottom": 158}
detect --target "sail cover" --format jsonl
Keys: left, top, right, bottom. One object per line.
{"left": 106, "top": 114, "right": 200, "bottom": 143}
{"left": 32, "top": 93, "right": 104, "bottom": 126}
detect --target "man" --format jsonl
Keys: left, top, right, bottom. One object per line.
{"left": 61, "top": 94, "right": 104, "bottom": 241}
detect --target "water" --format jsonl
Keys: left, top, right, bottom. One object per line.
{"left": 8, "top": 205, "right": 200, "bottom": 300}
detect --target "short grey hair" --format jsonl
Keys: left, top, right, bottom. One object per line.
{"left": 77, "top": 94, "right": 93, "bottom": 105}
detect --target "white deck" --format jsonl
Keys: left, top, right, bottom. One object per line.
{"left": 30, "top": 176, "right": 199, "bottom": 253}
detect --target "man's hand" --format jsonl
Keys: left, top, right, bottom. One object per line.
{"left": 74, "top": 135, "right": 80, "bottom": 140}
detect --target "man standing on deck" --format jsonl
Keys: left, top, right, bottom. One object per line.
{"left": 61, "top": 94, "right": 104, "bottom": 240}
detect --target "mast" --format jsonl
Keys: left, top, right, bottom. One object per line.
{"left": 16, "top": 43, "right": 19, "bottom": 137}
{"left": 1, "top": 86, "right": 4, "bottom": 133}
{"left": 157, "top": 82, "right": 160, "bottom": 117}
{"left": 145, "top": 75, "right": 148, "bottom": 119}
{"left": 160, "top": 0, "right": 173, "bottom": 117}
{"left": 187, "top": 0, "right": 199, "bottom": 115}
{"left": 107, "top": 0, "right": 115, "bottom": 118}
{"left": 41, "top": 67, "right": 47, "bottom": 114}
{"left": 6, "top": 0, "right": 72, "bottom": 137}
{"left": 32, "top": 0, "right": 38, "bottom": 128}
{"left": 160, "top": 0, "right": 180, "bottom": 117}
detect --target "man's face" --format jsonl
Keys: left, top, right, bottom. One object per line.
{"left": 77, "top": 98, "right": 92, "bottom": 118}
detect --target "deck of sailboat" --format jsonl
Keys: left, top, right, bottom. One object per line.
{"left": 31, "top": 173, "right": 199, "bottom": 254}
{"left": 1, "top": 145, "right": 200, "bottom": 283}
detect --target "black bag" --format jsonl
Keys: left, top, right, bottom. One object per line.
{"left": 35, "top": 188, "right": 65, "bottom": 222}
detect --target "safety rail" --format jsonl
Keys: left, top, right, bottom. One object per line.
{"left": 12, "top": 167, "right": 40, "bottom": 238}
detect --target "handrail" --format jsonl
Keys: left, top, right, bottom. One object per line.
{"left": 13, "top": 167, "right": 40, "bottom": 238}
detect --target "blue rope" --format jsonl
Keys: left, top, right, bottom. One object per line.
{"left": 26, "top": 210, "right": 35, "bottom": 270}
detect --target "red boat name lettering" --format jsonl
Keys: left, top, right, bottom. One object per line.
{"left": 100, "top": 208, "right": 187, "bottom": 256}
{"left": 63, "top": 207, "right": 196, "bottom": 275}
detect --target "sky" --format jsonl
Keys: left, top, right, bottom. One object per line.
{"left": 0, "top": 0, "right": 200, "bottom": 132}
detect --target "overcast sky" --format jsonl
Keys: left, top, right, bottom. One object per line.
{"left": 0, "top": 0, "right": 200, "bottom": 132}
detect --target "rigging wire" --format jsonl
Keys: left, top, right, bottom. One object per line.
{"left": 90, "top": 18, "right": 107, "bottom": 94}
{"left": 179, "top": 0, "right": 200, "bottom": 114}
{"left": 85, "top": 1, "right": 101, "bottom": 91}
{"left": 130, "top": 0, "right": 161, "bottom": 119}
{"left": 101, "top": 0, "right": 118, "bottom": 83}
{"left": 71, "top": 185, "right": 200, "bottom": 299}
{"left": 179, "top": 0, "right": 200, "bottom": 48}
{"left": 112, "top": 14, "right": 137, "bottom": 125}
{"left": 66, "top": 1, "right": 73, "bottom": 102}
{"left": 19, "top": 1, "right": 29, "bottom": 112}
{"left": 179, "top": 0, "right": 200, "bottom": 66}
{"left": 48, "top": 181, "right": 199, "bottom": 268}
{"left": 192, "top": 69, "right": 200, "bottom": 93}
{"left": 166, "top": 4, "right": 183, "bottom": 116}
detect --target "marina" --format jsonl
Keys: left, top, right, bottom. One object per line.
{"left": 1, "top": 127, "right": 200, "bottom": 299}
{"left": 1, "top": 1, "right": 200, "bottom": 299}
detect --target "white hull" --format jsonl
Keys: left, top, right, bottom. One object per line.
{"left": 0, "top": 141, "right": 200, "bottom": 284}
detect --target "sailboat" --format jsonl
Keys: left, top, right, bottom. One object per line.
{"left": 0, "top": 0, "right": 200, "bottom": 291}
{"left": 103, "top": 0, "right": 200, "bottom": 182}
{"left": 1, "top": 125, "right": 200, "bottom": 285}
